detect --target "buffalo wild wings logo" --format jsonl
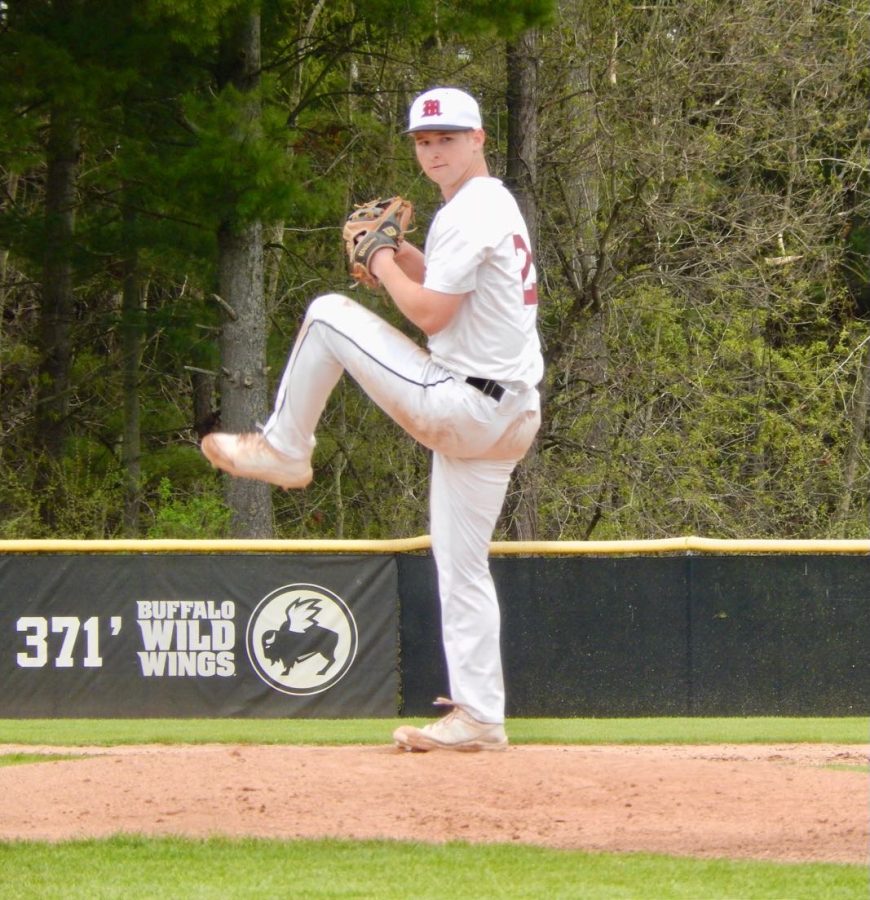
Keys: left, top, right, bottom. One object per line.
{"left": 245, "top": 584, "right": 358, "bottom": 695}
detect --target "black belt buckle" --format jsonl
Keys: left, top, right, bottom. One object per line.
{"left": 466, "top": 376, "right": 504, "bottom": 402}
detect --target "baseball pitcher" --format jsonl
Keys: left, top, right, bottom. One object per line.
{"left": 202, "top": 86, "right": 544, "bottom": 751}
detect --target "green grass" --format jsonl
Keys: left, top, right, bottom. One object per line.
{"left": 0, "top": 836, "right": 865, "bottom": 900}
{"left": 0, "top": 718, "right": 866, "bottom": 899}
{"left": 0, "top": 716, "right": 866, "bottom": 746}
{"left": 0, "top": 752, "right": 78, "bottom": 767}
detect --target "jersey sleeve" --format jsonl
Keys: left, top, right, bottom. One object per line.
{"left": 424, "top": 184, "right": 510, "bottom": 295}
{"left": 423, "top": 221, "right": 483, "bottom": 295}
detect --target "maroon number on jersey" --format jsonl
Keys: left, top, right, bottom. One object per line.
{"left": 513, "top": 234, "right": 538, "bottom": 305}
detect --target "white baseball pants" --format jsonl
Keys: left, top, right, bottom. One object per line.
{"left": 263, "top": 294, "right": 540, "bottom": 723}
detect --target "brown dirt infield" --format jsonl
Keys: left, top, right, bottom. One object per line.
{"left": 0, "top": 742, "right": 866, "bottom": 864}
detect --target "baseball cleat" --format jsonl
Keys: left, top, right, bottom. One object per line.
{"left": 393, "top": 697, "right": 508, "bottom": 752}
{"left": 201, "top": 432, "right": 313, "bottom": 490}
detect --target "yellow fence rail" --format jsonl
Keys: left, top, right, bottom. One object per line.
{"left": 0, "top": 535, "right": 868, "bottom": 555}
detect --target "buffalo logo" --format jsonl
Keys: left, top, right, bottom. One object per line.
{"left": 246, "top": 584, "right": 358, "bottom": 695}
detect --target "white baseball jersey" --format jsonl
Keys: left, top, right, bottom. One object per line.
{"left": 423, "top": 177, "right": 544, "bottom": 389}
{"left": 262, "top": 178, "right": 544, "bottom": 726}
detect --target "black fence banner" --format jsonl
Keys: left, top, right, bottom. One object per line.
{"left": 2, "top": 542, "right": 869, "bottom": 718}
{"left": 398, "top": 554, "right": 870, "bottom": 717}
{"left": 1, "top": 553, "right": 399, "bottom": 717}
{"left": 688, "top": 555, "right": 870, "bottom": 716}
{"left": 398, "top": 555, "right": 690, "bottom": 717}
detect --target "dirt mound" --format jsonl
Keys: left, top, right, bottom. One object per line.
{"left": 1, "top": 742, "right": 865, "bottom": 863}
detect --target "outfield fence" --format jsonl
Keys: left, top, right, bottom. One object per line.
{"left": 2, "top": 537, "right": 868, "bottom": 717}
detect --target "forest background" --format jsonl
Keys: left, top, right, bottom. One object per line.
{"left": 1, "top": 0, "right": 869, "bottom": 542}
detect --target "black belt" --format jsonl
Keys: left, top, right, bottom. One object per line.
{"left": 466, "top": 376, "right": 504, "bottom": 402}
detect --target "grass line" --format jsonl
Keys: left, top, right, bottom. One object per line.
{"left": 0, "top": 753, "right": 81, "bottom": 767}
{"left": 0, "top": 716, "right": 867, "bottom": 746}
{"left": 0, "top": 836, "right": 866, "bottom": 900}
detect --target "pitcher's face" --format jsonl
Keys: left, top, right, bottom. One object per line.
{"left": 413, "top": 129, "right": 486, "bottom": 199}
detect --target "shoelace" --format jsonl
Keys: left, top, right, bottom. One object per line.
{"left": 430, "top": 696, "right": 471, "bottom": 728}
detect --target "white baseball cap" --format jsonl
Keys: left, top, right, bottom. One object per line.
{"left": 406, "top": 87, "right": 482, "bottom": 133}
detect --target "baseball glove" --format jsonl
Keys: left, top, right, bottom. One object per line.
{"left": 343, "top": 196, "right": 414, "bottom": 288}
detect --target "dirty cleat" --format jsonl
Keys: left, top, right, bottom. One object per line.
{"left": 201, "top": 432, "right": 313, "bottom": 490}
{"left": 393, "top": 697, "right": 508, "bottom": 752}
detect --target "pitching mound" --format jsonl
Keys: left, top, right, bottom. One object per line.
{"left": 0, "top": 742, "right": 866, "bottom": 863}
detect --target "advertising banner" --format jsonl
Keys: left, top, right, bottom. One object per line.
{"left": 0, "top": 553, "right": 399, "bottom": 717}
{"left": 3, "top": 545, "right": 868, "bottom": 718}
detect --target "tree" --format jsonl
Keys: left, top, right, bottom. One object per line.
{"left": 0, "top": 0, "right": 242, "bottom": 536}
{"left": 204, "top": 0, "right": 555, "bottom": 537}
{"left": 213, "top": 7, "right": 272, "bottom": 537}
{"left": 532, "top": 0, "right": 870, "bottom": 538}
{"left": 14, "top": 0, "right": 870, "bottom": 543}
{"left": 504, "top": 27, "right": 541, "bottom": 539}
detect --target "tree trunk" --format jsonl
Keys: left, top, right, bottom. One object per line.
{"left": 215, "top": 8, "right": 272, "bottom": 538}
{"left": 0, "top": 170, "right": 19, "bottom": 431}
{"left": 504, "top": 30, "right": 541, "bottom": 540}
{"left": 506, "top": 30, "right": 539, "bottom": 248}
{"left": 218, "top": 221, "right": 272, "bottom": 536}
{"left": 120, "top": 201, "right": 144, "bottom": 536}
{"left": 542, "top": 12, "right": 612, "bottom": 539}
{"left": 36, "top": 104, "right": 78, "bottom": 528}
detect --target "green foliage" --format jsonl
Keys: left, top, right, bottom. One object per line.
{"left": 268, "top": 376, "right": 430, "bottom": 540}
{"left": 135, "top": 0, "right": 241, "bottom": 53}
{"left": 140, "top": 443, "right": 213, "bottom": 486}
{"left": 145, "top": 478, "right": 231, "bottom": 538}
{"left": 1, "top": 0, "right": 869, "bottom": 540}
{"left": 530, "top": 0, "right": 870, "bottom": 540}
{"left": 335, "top": 0, "right": 554, "bottom": 39}
{"left": 435, "top": 0, "right": 555, "bottom": 38}
{"left": 170, "top": 81, "right": 308, "bottom": 231}
{"left": 0, "top": 444, "right": 123, "bottom": 539}
{"left": 539, "top": 280, "right": 861, "bottom": 540}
